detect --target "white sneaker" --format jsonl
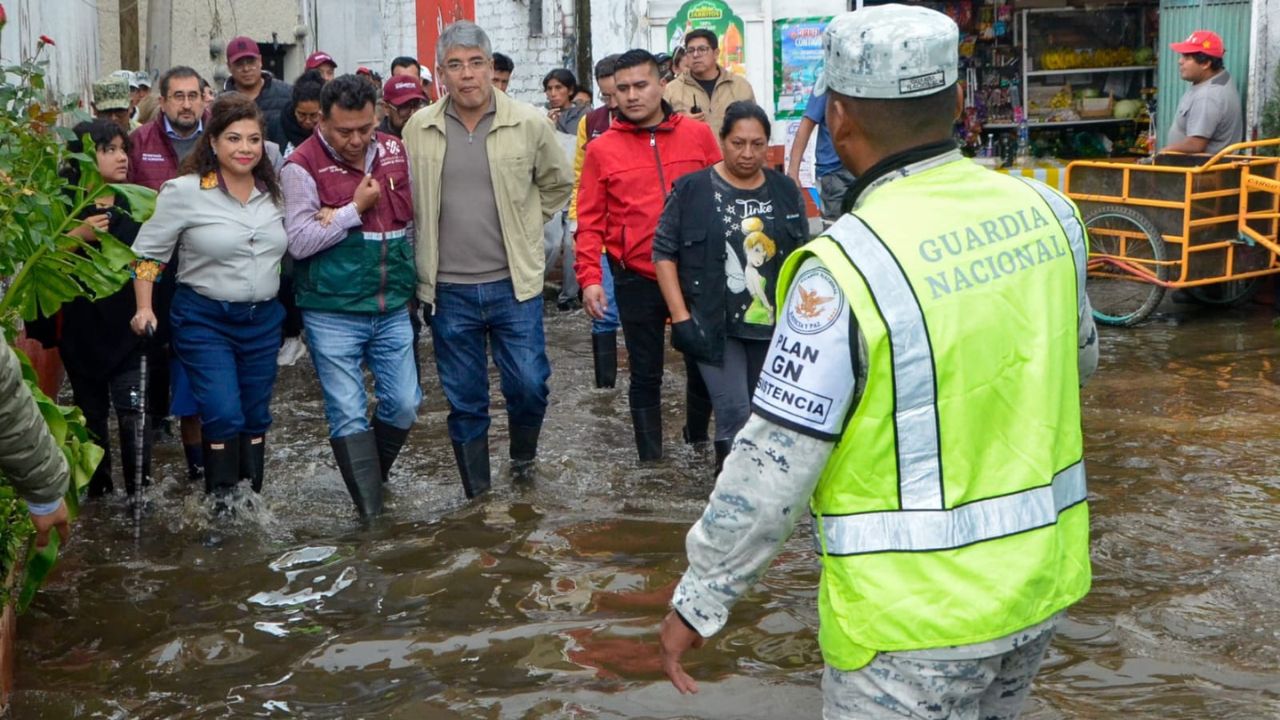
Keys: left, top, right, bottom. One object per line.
{"left": 277, "top": 336, "right": 308, "bottom": 366}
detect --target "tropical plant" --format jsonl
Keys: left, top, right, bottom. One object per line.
{"left": 1262, "top": 63, "right": 1280, "bottom": 157}
{"left": 0, "top": 18, "right": 156, "bottom": 610}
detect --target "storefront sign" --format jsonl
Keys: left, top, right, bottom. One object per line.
{"left": 773, "top": 17, "right": 831, "bottom": 119}
{"left": 666, "top": 0, "right": 747, "bottom": 76}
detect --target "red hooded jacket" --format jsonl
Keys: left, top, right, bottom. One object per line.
{"left": 574, "top": 107, "right": 721, "bottom": 286}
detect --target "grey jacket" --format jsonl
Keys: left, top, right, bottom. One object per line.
{"left": 0, "top": 343, "right": 70, "bottom": 506}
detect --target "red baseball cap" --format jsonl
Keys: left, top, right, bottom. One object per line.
{"left": 1170, "top": 30, "right": 1225, "bottom": 58}
{"left": 305, "top": 51, "right": 336, "bottom": 70}
{"left": 226, "top": 36, "right": 260, "bottom": 64}
{"left": 383, "top": 76, "right": 428, "bottom": 107}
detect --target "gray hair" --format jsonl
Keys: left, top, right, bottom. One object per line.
{"left": 436, "top": 21, "right": 492, "bottom": 66}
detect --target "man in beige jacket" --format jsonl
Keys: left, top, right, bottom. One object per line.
{"left": 403, "top": 20, "right": 573, "bottom": 499}
{"left": 663, "top": 28, "right": 755, "bottom": 134}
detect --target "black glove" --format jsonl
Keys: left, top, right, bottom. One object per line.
{"left": 671, "top": 317, "right": 709, "bottom": 360}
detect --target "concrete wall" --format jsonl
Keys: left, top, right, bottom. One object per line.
{"left": 475, "top": 0, "right": 577, "bottom": 106}
{"left": 96, "top": 0, "right": 302, "bottom": 88}
{"left": 307, "top": 0, "right": 418, "bottom": 79}
{"left": 1, "top": 0, "right": 102, "bottom": 103}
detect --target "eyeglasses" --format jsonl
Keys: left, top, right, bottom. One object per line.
{"left": 598, "top": 91, "right": 613, "bottom": 102}
{"left": 444, "top": 58, "right": 488, "bottom": 74}
{"left": 395, "top": 100, "right": 427, "bottom": 114}
{"left": 295, "top": 109, "right": 322, "bottom": 123}
{"left": 166, "top": 91, "right": 201, "bottom": 104}
{"left": 685, "top": 45, "right": 715, "bottom": 56}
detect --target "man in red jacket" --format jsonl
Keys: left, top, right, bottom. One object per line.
{"left": 575, "top": 48, "right": 721, "bottom": 460}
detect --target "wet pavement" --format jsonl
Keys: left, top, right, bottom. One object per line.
{"left": 11, "top": 300, "right": 1280, "bottom": 719}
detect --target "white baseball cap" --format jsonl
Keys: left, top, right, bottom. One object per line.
{"left": 815, "top": 4, "right": 959, "bottom": 100}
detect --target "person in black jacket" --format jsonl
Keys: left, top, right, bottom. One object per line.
{"left": 268, "top": 70, "right": 325, "bottom": 159}
{"left": 653, "top": 101, "right": 809, "bottom": 471}
{"left": 222, "top": 36, "right": 293, "bottom": 133}
{"left": 60, "top": 120, "right": 156, "bottom": 499}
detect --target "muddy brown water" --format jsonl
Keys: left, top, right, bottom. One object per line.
{"left": 11, "top": 303, "right": 1280, "bottom": 718}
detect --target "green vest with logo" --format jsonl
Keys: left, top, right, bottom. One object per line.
{"left": 775, "top": 157, "right": 1092, "bottom": 671}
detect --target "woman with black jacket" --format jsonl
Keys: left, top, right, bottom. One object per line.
{"left": 59, "top": 119, "right": 157, "bottom": 499}
{"left": 653, "top": 101, "right": 809, "bottom": 471}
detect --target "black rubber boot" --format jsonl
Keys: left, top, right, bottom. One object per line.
{"left": 591, "top": 331, "right": 617, "bottom": 389}
{"left": 183, "top": 442, "right": 205, "bottom": 483}
{"left": 509, "top": 424, "right": 541, "bottom": 482}
{"left": 117, "top": 411, "right": 151, "bottom": 497}
{"left": 239, "top": 434, "right": 266, "bottom": 493}
{"left": 714, "top": 439, "right": 733, "bottom": 475}
{"left": 681, "top": 366, "right": 713, "bottom": 444}
{"left": 452, "top": 436, "right": 491, "bottom": 499}
{"left": 631, "top": 406, "right": 664, "bottom": 461}
{"left": 372, "top": 418, "right": 412, "bottom": 484}
{"left": 203, "top": 437, "right": 241, "bottom": 515}
{"left": 331, "top": 430, "right": 384, "bottom": 519}
{"left": 509, "top": 424, "right": 541, "bottom": 464}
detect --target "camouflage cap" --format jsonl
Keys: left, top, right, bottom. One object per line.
{"left": 815, "top": 4, "right": 959, "bottom": 100}
{"left": 92, "top": 75, "right": 131, "bottom": 111}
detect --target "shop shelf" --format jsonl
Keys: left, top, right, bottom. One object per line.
{"left": 1026, "top": 66, "right": 1157, "bottom": 77}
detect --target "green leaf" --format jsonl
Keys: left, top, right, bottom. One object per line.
{"left": 95, "top": 232, "right": 137, "bottom": 268}
{"left": 17, "top": 530, "right": 58, "bottom": 613}
{"left": 108, "top": 183, "right": 157, "bottom": 223}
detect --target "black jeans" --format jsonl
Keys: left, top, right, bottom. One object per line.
{"left": 612, "top": 263, "right": 670, "bottom": 412}
{"left": 67, "top": 350, "right": 151, "bottom": 496}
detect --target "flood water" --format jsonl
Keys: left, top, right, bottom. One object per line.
{"left": 11, "top": 300, "right": 1280, "bottom": 719}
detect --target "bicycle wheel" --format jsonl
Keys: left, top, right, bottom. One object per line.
{"left": 1186, "top": 277, "right": 1262, "bottom": 306}
{"left": 1083, "top": 204, "right": 1169, "bottom": 326}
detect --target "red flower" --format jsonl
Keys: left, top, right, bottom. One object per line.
{"left": 39, "top": 35, "right": 55, "bottom": 47}
{"left": 0, "top": 5, "right": 8, "bottom": 31}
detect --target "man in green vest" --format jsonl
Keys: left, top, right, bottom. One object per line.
{"left": 658, "top": 5, "right": 1100, "bottom": 718}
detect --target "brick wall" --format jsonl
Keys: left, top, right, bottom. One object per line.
{"left": 475, "top": 0, "right": 577, "bottom": 106}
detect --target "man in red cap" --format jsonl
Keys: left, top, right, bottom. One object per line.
{"left": 223, "top": 35, "right": 293, "bottom": 132}
{"left": 306, "top": 51, "right": 338, "bottom": 83}
{"left": 380, "top": 75, "right": 429, "bottom": 138}
{"left": 1164, "top": 30, "right": 1242, "bottom": 156}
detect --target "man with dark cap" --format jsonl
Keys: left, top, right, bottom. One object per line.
{"left": 659, "top": 6, "right": 1099, "bottom": 718}
{"left": 306, "top": 51, "right": 338, "bottom": 83}
{"left": 380, "top": 74, "right": 429, "bottom": 138}
{"left": 223, "top": 35, "right": 293, "bottom": 131}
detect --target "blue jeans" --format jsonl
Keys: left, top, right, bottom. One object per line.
{"left": 432, "top": 278, "right": 551, "bottom": 444}
{"left": 544, "top": 211, "right": 579, "bottom": 304}
{"left": 169, "top": 285, "right": 283, "bottom": 441}
{"left": 591, "top": 252, "right": 620, "bottom": 334}
{"left": 303, "top": 307, "right": 422, "bottom": 439}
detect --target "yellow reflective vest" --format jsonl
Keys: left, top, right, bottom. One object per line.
{"left": 775, "top": 156, "right": 1092, "bottom": 671}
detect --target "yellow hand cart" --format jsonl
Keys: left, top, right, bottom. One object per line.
{"left": 1065, "top": 139, "right": 1280, "bottom": 325}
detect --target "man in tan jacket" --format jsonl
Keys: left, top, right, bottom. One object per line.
{"left": 663, "top": 28, "right": 755, "bottom": 134}
{"left": 403, "top": 21, "right": 573, "bottom": 499}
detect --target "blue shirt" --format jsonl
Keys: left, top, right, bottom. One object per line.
{"left": 803, "top": 92, "right": 843, "bottom": 177}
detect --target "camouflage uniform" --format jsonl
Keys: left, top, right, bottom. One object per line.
{"left": 671, "top": 5, "right": 1101, "bottom": 718}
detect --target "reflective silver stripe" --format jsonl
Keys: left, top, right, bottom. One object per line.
{"left": 817, "top": 461, "right": 1087, "bottom": 555}
{"left": 824, "top": 216, "right": 943, "bottom": 510}
{"left": 361, "top": 228, "right": 410, "bottom": 241}
{"left": 1019, "top": 180, "right": 1088, "bottom": 313}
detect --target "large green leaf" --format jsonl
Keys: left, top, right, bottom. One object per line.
{"left": 108, "top": 183, "right": 158, "bottom": 223}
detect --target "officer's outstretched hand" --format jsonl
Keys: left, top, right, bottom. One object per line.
{"left": 659, "top": 609, "right": 704, "bottom": 694}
